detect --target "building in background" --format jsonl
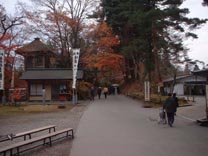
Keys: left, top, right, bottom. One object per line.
{"left": 16, "top": 38, "right": 83, "bottom": 101}
{"left": 163, "top": 74, "right": 206, "bottom": 96}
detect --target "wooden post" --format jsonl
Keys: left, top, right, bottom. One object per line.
{"left": 205, "top": 85, "right": 208, "bottom": 119}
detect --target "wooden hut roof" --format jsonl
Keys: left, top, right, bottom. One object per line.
{"left": 15, "top": 38, "right": 54, "bottom": 56}
{"left": 192, "top": 68, "right": 208, "bottom": 77}
{"left": 20, "top": 69, "right": 84, "bottom": 80}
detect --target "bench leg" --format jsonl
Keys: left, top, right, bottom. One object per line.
{"left": 29, "top": 134, "right": 31, "bottom": 140}
{"left": 16, "top": 147, "right": 20, "bottom": 156}
{"left": 71, "top": 130, "right": 74, "bottom": 139}
{"left": 66, "top": 130, "right": 74, "bottom": 139}
{"left": 49, "top": 127, "right": 56, "bottom": 133}
{"left": 43, "top": 138, "right": 46, "bottom": 145}
{"left": 49, "top": 137, "right": 52, "bottom": 146}
{"left": 9, "top": 149, "right": 12, "bottom": 156}
{"left": 24, "top": 134, "right": 31, "bottom": 140}
{"left": 43, "top": 137, "right": 52, "bottom": 146}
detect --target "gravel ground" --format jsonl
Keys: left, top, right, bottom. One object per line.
{"left": 0, "top": 101, "right": 90, "bottom": 156}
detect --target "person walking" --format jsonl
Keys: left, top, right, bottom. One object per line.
{"left": 172, "top": 93, "right": 179, "bottom": 115}
{"left": 103, "top": 87, "right": 108, "bottom": 99}
{"left": 97, "top": 87, "right": 102, "bottom": 99}
{"left": 163, "top": 93, "right": 177, "bottom": 127}
{"left": 90, "top": 86, "right": 95, "bottom": 100}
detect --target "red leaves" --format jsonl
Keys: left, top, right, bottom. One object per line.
{"left": 0, "top": 33, "right": 21, "bottom": 53}
{"left": 81, "top": 21, "right": 124, "bottom": 82}
{"left": 94, "top": 21, "right": 120, "bottom": 52}
{"left": 83, "top": 52, "right": 123, "bottom": 70}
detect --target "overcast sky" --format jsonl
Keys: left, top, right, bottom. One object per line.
{"left": 1, "top": 0, "right": 208, "bottom": 65}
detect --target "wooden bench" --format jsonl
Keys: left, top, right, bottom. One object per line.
{"left": 0, "top": 125, "right": 56, "bottom": 142}
{"left": 0, "top": 127, "right": 73, "bottom": 156}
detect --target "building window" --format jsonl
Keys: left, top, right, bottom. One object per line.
{"left": 30, "top": 84, "right": 43, "bottom": 96}
{"left": 27, "top": 56, "right": 44, "bottom": 68}
{"left": 27, "top": 57, "right": 33, "bottom": 68}
{"left": 35, "top": 56, "right": 44, "bottom": 67}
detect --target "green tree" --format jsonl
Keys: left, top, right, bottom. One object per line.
{"left": 102, "top": 0, "right": 207, "bottom": 83}
{"left": 202, "top": 0, "right": 208, "bottom": 6}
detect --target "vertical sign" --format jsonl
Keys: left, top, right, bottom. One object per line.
{"left": 205, "top": 85, "right": 208, "bottom": 118}
{"left": 72, "top": 48, "right": 80, "bottom": 89}
{"left": 0, "top": 49, "right": 4, "bottom": 90}
{"left": 144, "top": 81, "right": 150, "bottom": 101}
{"left": 206, "top": 85, "right": 208, "bottom": 100}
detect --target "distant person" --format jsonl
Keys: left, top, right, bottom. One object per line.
{"left": 97, "top": 87, "right": 102, "bottom": 99}
{"left": 90, "top": 87, "right": 95, "bottom": 100}
{"left": 172, "top": 93, "right": 179, "bottom": 115}
{"left": 117, "top": 87, "right": 120, "bottom": 94}
{"left": 163, "top": 93, "right": 177, "bottom": 127}
{"left": 103, "top": 87, "right": 108, "bottom": 99}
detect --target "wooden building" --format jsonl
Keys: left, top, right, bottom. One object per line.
{"left": 163, "top": 74, "right": 206, "bottom": 96}
{"left": 16, "top": 38, "right": 83, "bottom": 101}
{"left": 192, "top": 69, "right": 208, "bottom": 121}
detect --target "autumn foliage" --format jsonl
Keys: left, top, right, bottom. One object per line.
{"left": 0, "top": 22, "right": 26, "bottom": 94}
{"left": 82, "top": 21, "right": 124, "bottom": 84}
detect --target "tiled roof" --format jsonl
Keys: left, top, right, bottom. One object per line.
{"left": 163, "top": 75, "right": 191, "bottom": 82}
{"left": 20, "top": 69, "right": 83, "bottom": 80}
{"left": 192, "top": 68, "right": 208, "bottom": 76}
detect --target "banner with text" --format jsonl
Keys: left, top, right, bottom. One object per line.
{"left": 72, "top": 48, "right": 80, "bottom": 89}
{"left": 0, "top": 49, "right": 4, "bottom": 90}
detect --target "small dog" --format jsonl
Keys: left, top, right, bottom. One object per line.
{"left": 158, "top": 109, "right": 167, "bottom": 124}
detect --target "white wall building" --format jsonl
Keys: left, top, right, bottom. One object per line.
{"left": 163, "top": 75, "right": 206, "bottom": 96}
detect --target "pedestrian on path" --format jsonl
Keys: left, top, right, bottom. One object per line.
{"left": 103, "top": 87, "right": 108, "bottom": 99}
{"left": 172, "top": 93, "right": 179, "bottom": 115}
{"left": 163, "top": 93, "right": 177, "bottom": 127}
{"left": 90, "top": 86, "right": 95, "bottom": 100}
{"left": 97, "top": 87, "right": 102, "bottom": 99}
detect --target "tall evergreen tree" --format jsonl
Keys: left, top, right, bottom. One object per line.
{"left": 102, "top": 0, "right": 207, "bottom": 83}
{"left": 202, "top": 0, "right": 208, "bottom": 6}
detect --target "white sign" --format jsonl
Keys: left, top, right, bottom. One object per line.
{"left": 144, "top": 81, "right": 150, "bottom": 101}
{"left": 206, "top": 85, "right": 208, "bottom": 107}
{"left": 0, "top": 49, "right": 4, "bottom": 90}
{"left": 72, "top": 48, "right": 80, "bottom": 89}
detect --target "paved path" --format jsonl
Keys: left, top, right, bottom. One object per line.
{"left": 70, "top": 95, "right": 208, "bottom": 156}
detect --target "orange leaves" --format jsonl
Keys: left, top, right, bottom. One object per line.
{"left": 95, "top": 53, "right": 123, "bottom": 70}
{"left": 82, "top": 20, "right": 124, "bottom": 82}
{"left": 83, "top": 52, "right": 124, "bottom": 72}
{"left": 98, "top": 37, "right": 119, "bottom": 50}
{"left": 0, "top": 34, "right": 21, "bottom": 51}
{"left": 85, "top": 21, "right": 120, "bottom": 54}
{"left": 0, "top": 34, "right": 12, "bottom": 48}
{"left": 95, "top": 21, "right": 120, "bottom": 52}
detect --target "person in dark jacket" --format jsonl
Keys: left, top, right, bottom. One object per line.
{"left": 163, "top": 93, "right": 177, "bottom": 127}
{"left": 97, "top": 87, "right": 102, "bottom": 99}
{"left": 90, "top": 87, "right": 95, "bottom": 100}
{"left": 172, "top": 93, "right": 179, "bottom": 114}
